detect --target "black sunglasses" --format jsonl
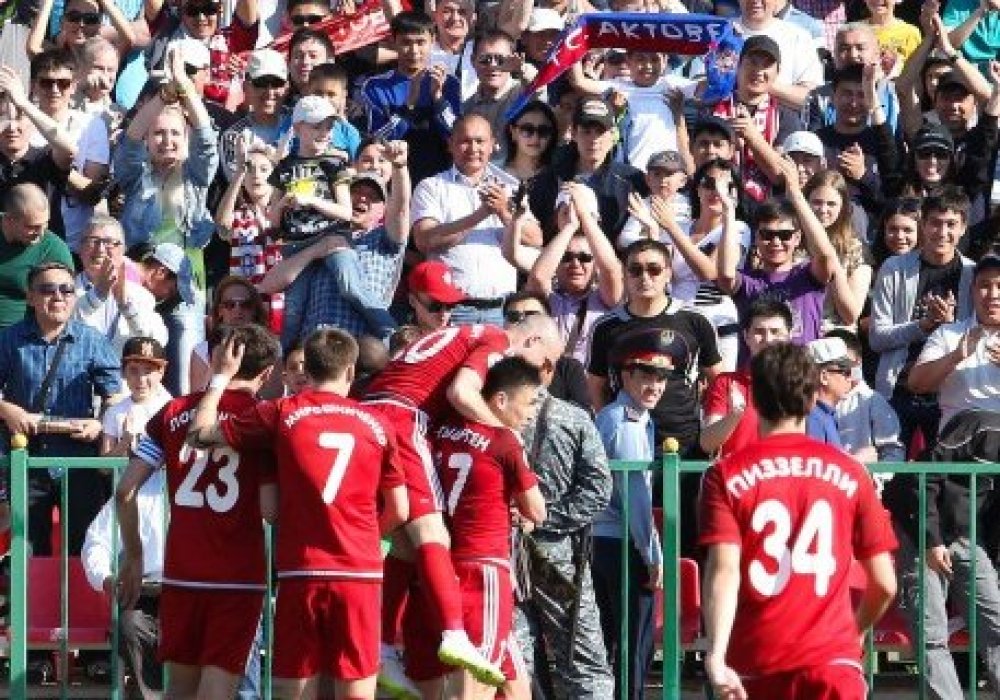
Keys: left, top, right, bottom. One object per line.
{"left": 33, "top": 283, "right": 75, "bottom": 297}
{"left": 561, "top": 251, "right": 594, "bottom": 264}
{"left": 476, "top": 53, "right": 509, "bottom": 68}
{"left": 290, "top": 12, "right": 325, "bottom": 25}
{"left": 37, "top": 77, "right": 73, "bottom": 91}
{"left": 251, "top": 76, "right": 287, "bottom": 89}
{"left": 757, "top": 227, "right": 797, "bottom": 242}
{"left": 504, "top": 309, "right": 541, "bottom": 324}
{"left": 184, "top": 3, "right": 220, "bottom": 17}
{"left": 64, "top": 9, "right": 101, "bottom": 24}
{"left": 626, "top": 262, "right": 665, "bottom": 278}
{"left": 424, "top": 300, "right": 456, "bottom": 313}
{"left": 916, "top": 148, "right": 951, "bottom": 161}
{"left": 515, "top": 123, "right": 553, "bottom": 139}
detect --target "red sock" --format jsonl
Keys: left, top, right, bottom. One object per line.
{"left": 382, "top": 555, "right": 416, "bottom": 645}
{"left": 415, "top": 542, "right": 464, "bottom": 632}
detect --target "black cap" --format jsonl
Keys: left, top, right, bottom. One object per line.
{"left": 573, "top": 98, "right": 615, "bottom": 129}
{"left": 740, "top": 35, "right": 781, "bottom": 65}
{"left": 690, "top": 115, "right": 736, "bottom": 143}
{"left": 975, "top": 253, "right": 1000, "bottom": 277}
{"left": 122, "top": 336, "right": 168, "bottom": 367}
{"left": 937, "top": 71, "right": 970, "bottom": 95}
{"left": 913, "top": 121, "right": 954, "bottom": 154}
{"left": 610, "top": 328, "right": 690, "bottom": 372}
{"left": 646, "top": 150, "right": 685, "bottom": 173}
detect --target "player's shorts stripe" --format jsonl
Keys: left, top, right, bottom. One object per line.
{"left": 134, "top": 435, "right": 165, "bottom": 468}
{"left": 481, "top": 564, "right": 499, "bottom": 661}
{"left": 162, "top": 578, "right": 266, "bottom": 591}
{"left": 414, "top": 410, "right": 445, "bottom": 508}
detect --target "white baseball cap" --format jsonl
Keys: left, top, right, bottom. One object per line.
{"left": 781, "top": 131, "right": 825, "bottom": 159}
{"left": 247, "top": 48, "right": 288, "bottom": 82}
{"left": 292, "top": 95, "right": 336, "bottom": 125}
{"left": 168, "top": 38, "right": 210, "bottom": 70}
{"left": 807, "top": 337, "right": 853, "bottom": 370}
{"left": 526, "top": 8, "right": 564, "bottom": 33}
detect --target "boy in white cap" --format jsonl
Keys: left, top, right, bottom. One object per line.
{"left": 270, "top": 95, "right": 397, "bottom": 340}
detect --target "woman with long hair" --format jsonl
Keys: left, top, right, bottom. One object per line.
{"left": 870, "top": 197, "right": 922, "bottom": 270}
{"left": 502, "top": 99, "right": 559, "bottom": 182}
{"left": 189, "top": 277, "right": 268, "bottom": 391}
{"left": 803, "top": 169, "right": 872, "bottom": 331}
{"left": 27, "top": 0, "right": 138, "bottom": 60}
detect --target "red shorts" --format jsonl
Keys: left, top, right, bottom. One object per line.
{"left": 403, "top": 560, "right": 518, "bottom": 682}
{"left": 158, "top": 586, "right": 263, "bottom": 675}
{"left": 743, "top": 663, "right": 867, "bottom": 699}
{"left": 272, "top": 578, "right": 380, "bottom": 681}
{"left": 365, "top": 400, "right": 443, "bottom": 521}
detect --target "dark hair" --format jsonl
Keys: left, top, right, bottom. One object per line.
{"left": 690, "top": 157, "right": 741, "bottom": 220}
{"left": 824, "top": 328, "right": 862, "bottom": 358}
{"left": 751, "top": 342, "right": 818, "bottom": 423}
{"left": 390, "top": 10, "right": 435, "bottom": 37}
{"left": 871, "top": 197, "right": 922, "bottom": 268}
{"left": 389, "top": 325, "right": 422, "bottom": 356}
{"left": 502, "top": 290, "right": 552, "bottom": 315}
{"left": 922, "top": 185, "right": 969, "bottom": 223}
{"left": 753, "top": 199, "right": 798, "bottom": 230}
{"left": 503, "top": 100, "right": 558, "bottom": 168}
{"left": 472, "top": 28, "right": 515, "bottom": 55}
{"left": 743, "top": 299, "right": 793, "bottom": 331}
{"left": 482, "top": 356, "right": 542, "bottom": 400}
{"left": 356, "top": 334, "right": 389, "bottom": 379}
{"left": 308, "top": 62, "right": 348, "bottom": 87}
{"left": 830, "top": 63, "right": 864, "bottom": 90}
{"left": 211, "top": 276, "right": 268, "bottom": 327}
{"left": 30, "top": 48, "right": 77, "bottom": 81}
{"left": 623, "top": 238, "right": 671, "bottom": 265}
{"left": 920, "top": 56, "right": 951, "bottom": 109}
{"left": 287, "top": 0, "right": 329, "bottom": 11}
{"left": 288, "top": 28, "right": 335, "bottom": 60}
{"left": 27, "top": 261, "right": 74, "bottom": 288}
{"left": 304, "top": 328, "right": 359, "bottom": 382}
{"left": 284, "top": 336, "right": 305, "bottom": 359}
{"left": 210, "top": 324, "right": 282, "bottom": 381}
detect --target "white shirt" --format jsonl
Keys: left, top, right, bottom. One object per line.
{"left": 916, "top": 317, "right": 1000, "bottom": 429}
{"left": 431, "top": 41, "right": 478, "bottom": 102}
{"left": 102, "top": 388, "right": 172, "bottom": 443}
{"left": 411, "top": 163, "right": 521, "bottom": 299}
{"left": 62, "top": 114, "right": 111, "bottom": 252}
{"left": 74, "top": 273, "right": 169, "bottom": 355}
{"left": 81, "top": 470, "right": 167, "bottom": 593}
{"left": 734, "top": 18, "right": 825, "bottom": 89}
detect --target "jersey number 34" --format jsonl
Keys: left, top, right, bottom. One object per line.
{"left": 748, "top": 499, "right": 837, "bottom": 598}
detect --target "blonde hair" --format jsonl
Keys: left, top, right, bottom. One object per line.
{"left": 802, "top": 169, "right": 858, "bottom": 262}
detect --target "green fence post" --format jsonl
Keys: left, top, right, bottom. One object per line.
{"left": 660, "top": 449, "right": 680, "bottom": 699}
{"left": 9, "top": 446, "right": 28, "bottom": 699}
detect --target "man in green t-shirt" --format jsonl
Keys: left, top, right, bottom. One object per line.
{"left": 0, "top": 183, "right": 74, "bottom": 328}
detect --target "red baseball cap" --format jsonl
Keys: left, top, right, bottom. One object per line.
{"left": 408, "top": 261, "right": 466, "bottom": 304}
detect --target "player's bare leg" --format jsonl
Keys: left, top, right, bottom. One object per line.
{"left": 500, "top": 674, "right": 530, "bottom": 700}
{"left": 163, "top": 662, "right": 200, "bottom": 700}
{"left": 196, "top": 665, "right": 243, "bottom": 699}
{"left": 416, "top": 677, "right": 445, "bottom": 699}
{"left": 403, "top": 513, "right": 505, "bottom": 686}
{"left": 273, "top": 676, "right": 320, "bottom": 700}
{"left": 335, "top": 675, "right": 378, "bottom": 699}
{"left": 444, "top": 670, "right": 498, "bottom": 700}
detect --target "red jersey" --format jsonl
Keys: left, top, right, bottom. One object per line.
{"left": 698, "top": 433, "right": 896, "bottom": 675}
{"left": 221, "top": 389, "right": 404, "bottom": 580}
{"left": 702, "top": 369, "right": 759, "bottom": 458}
{"left": 366, "top": 325, "right": 509, "bottom": 416}
{"left": 140, "top": 391, "right": 272, "bottom": 589}
{"left": 433, "top": 418, "right": 538, "bottom": 563}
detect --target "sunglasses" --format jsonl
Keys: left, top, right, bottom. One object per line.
{"left": 476, "top": 53, "right": 509, "bottom": 68}
{"left": 626, "top": 262, "right": 665, "bottom": 278}
{"left": 424, "top": 299, "right": 456, "bottom": 313}
{"left": 698, "top": 174, "right": 734, "bottom": 191}
{"left": 221, "top": 298, "right": 254, "bottom": 310}
{"left": 515, "top": 122, "right": 553, "bottom": 139}
{"left": 64, "top": 9, "right": 101, "bottom": 24}
{"left": 504, "top": 309, "right": 541, "bottom": 324}
{"left": 290, "top": 12, "right": 325, "bottom": 25}
{"left": 184, "top": 3, "right": 220, "bottom": 17}
{"left": 36, "top": 77, "right": 73, "bottom": 92}
{"left": 824, "top": 365, "right": 854, "bottom": 377}
{"left": 916, "top": 148, "right": 951, "bottom": 161}
{"left": 34, "top": 283, "right": 75, "bottom": 297}
{"left": 251, "top": 76, "right": 287, "bottom": 90}
{"left": 561, "top": 251, "right": 594, "bottom": 264}
{"left": 83, "top": 236, "right": 123, "bottom": 249}
{"left": 757, "top": 227, "right": 797, "bottom": 242}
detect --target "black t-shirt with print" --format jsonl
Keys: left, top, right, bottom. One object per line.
{"left": 270, "top": 153, "right": 351, "bottom": 242}
{"left": 904, "top": 255, "right": 964, "bottom": 367}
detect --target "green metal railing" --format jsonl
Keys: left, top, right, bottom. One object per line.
{"left": 4, "top": 448, "right": 997, "bottom": 698}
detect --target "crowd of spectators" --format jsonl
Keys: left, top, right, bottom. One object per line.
{"left": 3, "top": 0, "right": 1000, "bottom": 692}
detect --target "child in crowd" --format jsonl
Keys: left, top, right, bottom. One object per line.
{"left": 281, "top": 338, "right": 309, "bottom": 396}
{"left": 862, "top": 0, "right": 921, "bottom": 78}
{"left": 100, "top": 337, "right": 172, "bottom": 457}
{"left": 307, "top": 62, "right": 361, "bottom": 161}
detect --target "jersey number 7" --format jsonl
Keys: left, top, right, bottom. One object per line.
{"left": 319, "top": 432, "right": 356, "bottom": 504}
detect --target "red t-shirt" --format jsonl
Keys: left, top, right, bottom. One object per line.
{"left": 142, "top": 390, "right": 272, "bottom": 589}
{"left": 702, "top": 369, "right": 759, "bottom": 458}
{"left": 366, "top": 325, "right": 509, "bottom": 416}
{"left": 698, "top": 433, "right": 896, "bottom": 676}
{"left": 434, "top": 418, "right": 537, "bottom": 563}
{"left": 221, "top": 389, "right": 404, "bottom": 580}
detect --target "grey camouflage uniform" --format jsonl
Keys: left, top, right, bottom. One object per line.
{"left": 515, "top": 388, "right": 615, "bottom": 699}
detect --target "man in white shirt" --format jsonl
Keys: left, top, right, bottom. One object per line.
{"left": 412, "top": 113, "right": 542, "bottom": 325}
{"left": 733, "top": 0, "right": 825, "bottom": 108}
{"left": 74, "top": 215, "right": 168, "bottom": 354}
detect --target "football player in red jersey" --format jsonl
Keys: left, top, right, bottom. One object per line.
{"left": 187, "top": 328, "right": 408, "bottom": 700}
{"left": 365, "top": 315, "right": 562, "bottom": 695}
{"left": 406, "top": 356, "right": 547, "bottom": 699}
{"left": 116, "top": 324, "right": 282, "bottom": 700}
{"left": 699, "top": 342, "right": 898, "bottom": 700}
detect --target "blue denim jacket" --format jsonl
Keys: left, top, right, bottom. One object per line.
{"left": 113, "top": 125, "right": 219, "bottom": 251}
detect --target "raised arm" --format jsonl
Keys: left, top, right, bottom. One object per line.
{"left": 234, "top": 0, "right": 259, "bottom": 29}
{"left": 896, "top": 5, "right": 938, "bottom": 138}
{"left": 188, "top": 335, "right": 244, "bottom": 449}
{"left": 576, "top": 186, "right": 623, "bottom": 306}
{"left": 384, "top": 140, "right": 411, "bottom": 244}
{"left": 650, "top": 195, "right": 719, "bottom": 282}
{"left": 503, "top": 207, "right": 544, "bottom": 273}
{"left": 715, "top": 187, "right": 742, "bottom": 295}
{"left": 26, "top": 0, "right": 55, "bottom": 58}
{"left": 526, "top": 207, "right": 578, "bottom": 296}
{"left": 446, "top": 368, "right": 503, "bottom": 427}
{"left": 216, "top": 139, "right": 249, "bottom": 235}
{"left": 97, "top": 0, "right": 139, "bottom": 54}
{"left": 780, "top": 157, "right": 841, "bottom": 285}
{"left": 0, "top": 67, "right": 76, "bottom": 168}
